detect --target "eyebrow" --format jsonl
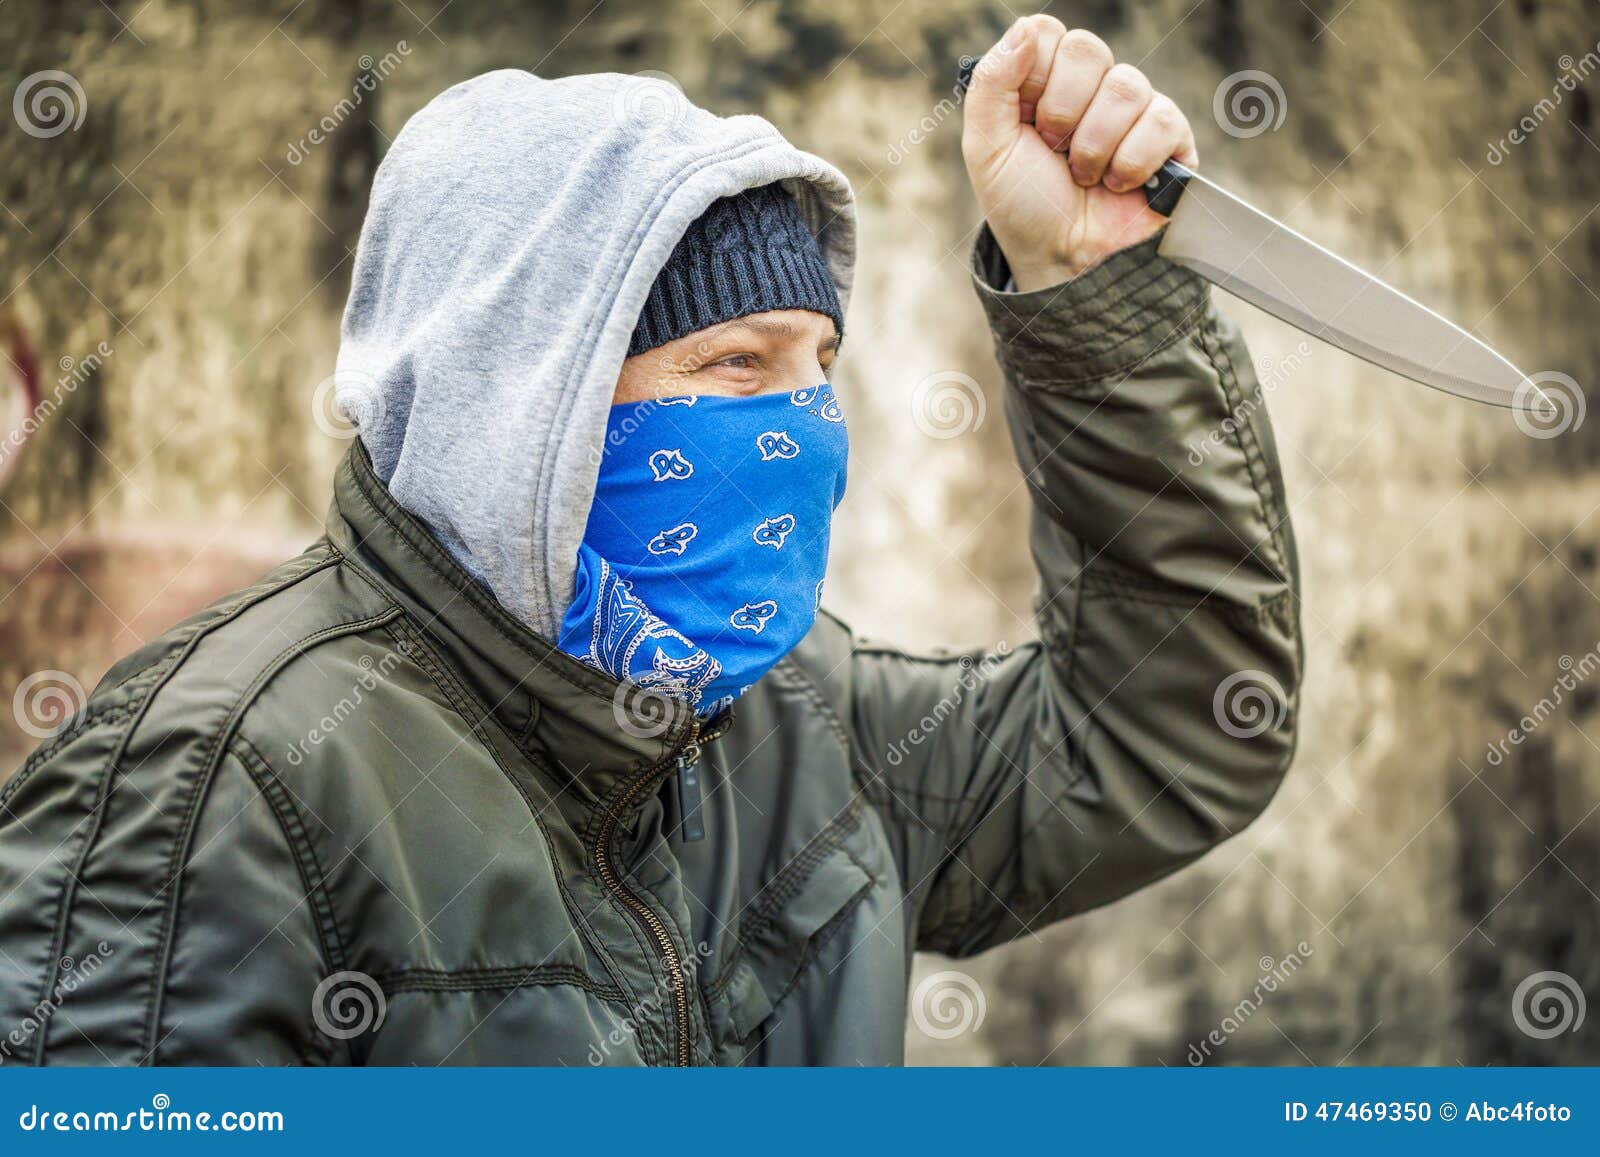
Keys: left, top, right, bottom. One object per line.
{"left": 706, "top": 315, "right": 840, "bottom": 349}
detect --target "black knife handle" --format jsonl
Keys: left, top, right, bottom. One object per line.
{"left": 1142, "top": 159, "right": 1194, "bottom": 216}
{"left": 957, "top": 53, "right": 1194, "bottom": 216}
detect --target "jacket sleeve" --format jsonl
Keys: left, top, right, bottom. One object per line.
{"left": 849, "top": 227, "right": 1302, "bottom": 958}
{"left": 0, "top": 708, "right": 329, "bottom": 1066}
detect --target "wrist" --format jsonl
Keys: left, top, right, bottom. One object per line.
{"left": 970, "top": 224, "right": 1211, "bottom": 381}
{"left": 1008, "top": 255, "right": 1097, "bottom": 293}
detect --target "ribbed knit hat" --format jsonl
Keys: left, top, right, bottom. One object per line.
{"left": 629, "top": 183, "right": 843, "bottom": 357}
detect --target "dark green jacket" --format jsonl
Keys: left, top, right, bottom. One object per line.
{"left": 0, "top": 235, "right": 1300, "bottom": 1065}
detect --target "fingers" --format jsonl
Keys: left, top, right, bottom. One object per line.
{"left": 1032, "top": 29, "right": 1114, "bottom": 150}
{"left": 960, "top": 17, "right": 1042, "bottom": 172}
{"left": 966, "top": 19, "right": 1198, "bottom": 196}
{"left": 1103, "top": 94, "right": 1197, "bottom": 193}
{"left": 1013, "top": 14, "right": 1069, "bottom": 122}
{"left": 1065, "top": 63, "right": 1153, "bottom": 187}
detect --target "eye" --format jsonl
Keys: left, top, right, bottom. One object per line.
{"left": 711, "top": 353, "right": 756, "bottom": 370}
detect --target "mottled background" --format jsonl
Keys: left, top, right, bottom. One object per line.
{"left": 3, "top": 0, "right": 1597, "bottom": 1065}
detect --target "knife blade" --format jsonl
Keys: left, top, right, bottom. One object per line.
{"left": 950, "top": 54, "right": 1541, "bottom": 412}
{"left": 1143, "top": 161, "right": 1534, "bottom": 410}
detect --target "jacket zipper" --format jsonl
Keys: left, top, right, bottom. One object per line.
{"left": 591, "top": 713, "right": 729, "bottom": 1067}
{"left": 676, "top": 710, "right": 733, "bottom": 843}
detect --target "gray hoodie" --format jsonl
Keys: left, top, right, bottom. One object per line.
{"left": 335, "top": 70, "right": 856, "bottom": 639}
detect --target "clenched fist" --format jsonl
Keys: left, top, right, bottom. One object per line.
{"left": 962, "top": 15, "right": 1198, "bottom": 291}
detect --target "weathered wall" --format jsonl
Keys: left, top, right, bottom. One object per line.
{"left": 3, "top": 0, "right": 1597, "bottom": 1064}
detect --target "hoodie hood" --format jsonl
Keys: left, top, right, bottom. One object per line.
{"left": 335, "top": 69, "right": 855, "bottom": 640}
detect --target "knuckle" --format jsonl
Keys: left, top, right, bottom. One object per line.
{"left": 1034, "top": 106, "right": 1079, "bottom": 136}
{"left": 1149, "top": 96, "right": 1184, "bottom": 132}
{"left": 1103, "top": 64, "right": 1150, "bottom": 103}
{"left": 1069, "top": 137, "right": 1108, "bottom": 166}
{"left": 1059, "top": 29, "right": 1113, "bottom": 68}
{"left": 1107, "top": 150, "right": 1143, "bottom": 179}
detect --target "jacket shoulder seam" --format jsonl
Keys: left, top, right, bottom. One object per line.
{"left": 141, "top": 605, "right": 403, "bottom": 1062}
{"left": 26, "top": 547, "right": 344, "bottom": 1066}
{"left": 228, "top": 736, "right": 350, "bottom": 973}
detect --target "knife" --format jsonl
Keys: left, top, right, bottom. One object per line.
{"left": 957, "top": 57, "right": 1540, "bottom": 412}
{"left": 1142, "top": 160, "right": 1532, "bottom": 409}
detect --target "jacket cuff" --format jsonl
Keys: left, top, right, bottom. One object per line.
{"left": 971, "top": 224, "right": 1211, "bottom": 382}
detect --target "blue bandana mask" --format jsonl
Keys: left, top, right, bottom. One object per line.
{"left": 558, "top": 383, "right": 848, "bottom": 714}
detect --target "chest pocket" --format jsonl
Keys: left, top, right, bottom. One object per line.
{"left": 706, "top": 844, "right": 873, "bottom": 1045}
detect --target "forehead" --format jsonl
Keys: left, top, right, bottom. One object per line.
{"left": 697, "top": 309, "right": 838, "bottom": 345}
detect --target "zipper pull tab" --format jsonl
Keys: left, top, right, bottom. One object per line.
{"left": 676, "top": 744, "right": 704, "bottom": 843}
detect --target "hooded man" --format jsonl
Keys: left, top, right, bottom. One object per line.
{"left": 0, "top": 16, "right": 1300, "bottom": 1066}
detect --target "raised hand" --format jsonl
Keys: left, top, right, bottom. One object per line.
{"left": 962, "top": 15, "right": 1198, "bottom": 291}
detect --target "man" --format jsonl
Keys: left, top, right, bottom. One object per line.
{"left": 0, "top": 16, "right": 1299, "bottom": 1065}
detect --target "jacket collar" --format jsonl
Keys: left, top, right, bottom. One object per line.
{"left": 325, "top": 443, "right": 697, "bottom": 803}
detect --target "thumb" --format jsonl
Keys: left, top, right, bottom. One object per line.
{"left": 961, "top": 21, "right": 1038, "bottom": 174}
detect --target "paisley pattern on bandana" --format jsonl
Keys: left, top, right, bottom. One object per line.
{"left": 559, "top": 384, "right": 848, "bottom": 714}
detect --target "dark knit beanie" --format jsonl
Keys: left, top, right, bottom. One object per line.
{"left": 629, "top": 183, "right": 842, "bottom": 357}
